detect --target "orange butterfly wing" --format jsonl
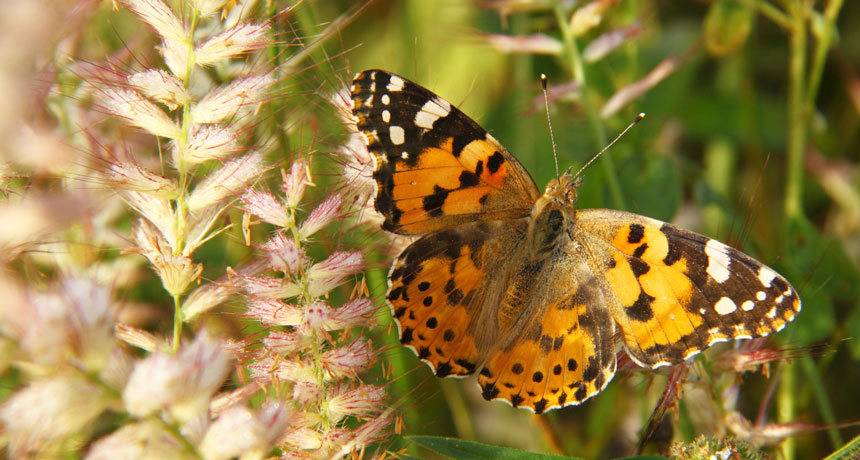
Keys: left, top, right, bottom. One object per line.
{"left": 575, "top": 209, "right": 801, "bottom": 368}
{"left": 351, "top": 70, "right": 540, "bottom": 235}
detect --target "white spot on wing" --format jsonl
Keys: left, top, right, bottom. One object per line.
{"left": 381, "top": 94, "right": 390, "bottom": 105}
{"left": 382, "top": 110, "right": 390, "bottom": 122}
{"left": 390, "top": 126, "right": 405, "bottom": 145}
{"left": 387, "top": 75, "right": 405, "bottom": 91}
{"left": 741, "top": 300, "right": 755, "bottom": 311}
{"left": 401, "top": 151, "right": 409, "bottom": 159}
{"left": 705, "top": 239, "right": 732, "bottom": 284}
{"left": 414, "top": 97, "right": 452, "bottom": 129}
{"left": 758, "top": 266, "right": 777, "bottom": 288}
{"left": 714, "top": 297, "right": 737, "bottom": 315}
{"left": 756, "top": 291, "right": 767, "bottom": 301}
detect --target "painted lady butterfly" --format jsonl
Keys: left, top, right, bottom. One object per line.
{"left": 350, "top": 69, "right": 801, "bottom": 414}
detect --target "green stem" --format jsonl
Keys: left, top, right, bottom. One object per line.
{"left": 749, "top": 0, "right": 793, "bottom": 30}
{"left": 552, "top": 1, "right": 626, "bottom": 210}
{"left": 171, "top": 8, "right": 201, "bottom": 351}
{"left": 800, "top": 356, "right": 843, "bottom": 448}
{"left": 173, "top": 294, "right": 183, "bottom": 349}
{"left": 778, "top": 360, "right": 797, "bottom": 460}
{"left": 783, "top": 1, "right": 808, "bottom": 222}
{"left": 805, "top": 0, "right": 843, "bottom": 108}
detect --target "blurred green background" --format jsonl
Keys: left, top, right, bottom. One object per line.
{"left": 297, "top": 1, "right": 860, "bottom": 458}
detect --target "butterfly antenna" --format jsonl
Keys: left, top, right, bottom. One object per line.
{"left": 541, "top": 74, "right": 560, "bottom": 179}
{"left": 573, "top": 112, "right": 646, "bottom": 179}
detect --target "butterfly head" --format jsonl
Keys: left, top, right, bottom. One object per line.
{"left": 529, "top": 170, "right": 582, "bottom": 257}
{"left": 542, "top": 169, "right": 582, "bottom": 207}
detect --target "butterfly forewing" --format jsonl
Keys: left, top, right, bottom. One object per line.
{"left": 574, "top": 209, "right": 801, "bottom": 368}
{"left": 351, "top": 70, "right": 540, "bottom": 235}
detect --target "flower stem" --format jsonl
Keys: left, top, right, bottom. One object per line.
{"left": 552, "top": 1, "right": 626, "bottom": 210}
{"left": 783, "top": 1, "right": 808, "bottom": 222}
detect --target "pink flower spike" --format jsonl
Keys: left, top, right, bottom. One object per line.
{"left": 306, "top": 251, "right": 363, "bottom": 298}
{"left": 187, "top": 152, "right": 266, "bottom": 212}
{"left": 121, "top": 0, "right": 186, "bottom": 45}
{"left": 601, "top": 48, "right": 691, "bottom": 118}
{"left": 291, "top": 380, "right": 322, "bottom": 407}
{"left": 1, "top": 376, "right": 109, "bottom": 456}
{"left": 87, "top": 421, "right": 184, "bottom": 460}
{"left": 281, "top": 159, "right": 310, "bottom": 209}
{"left": 263, "top": 330, "right": 308, "bottom": 355}
{"left": 191, "top": 75, "right": 274, "bottom": 124}
{"left": 107, "top": 159, "right": 179, "bottom": 198}
{"left": 195, "top": 22, "right": 271, "bottom": 67}
{"left": 100, "top": 87, "right": 181, "bottom": 139}
{"left": 241, "top": 275, "right": 301, "bottom": 299}
{"left": 484, "top": 33, "right": 563, "bottom": 55}
{"left": 261, "top": 232, "right": 306, "bottom": 274}
{"left": 199, "top": 403, "right": 291, "bottom": 460}
{"left": 180, "top": 125, "right": 241, "bottom": 164}
{"left": 320, "top": 339, "right": 375, "bottom": 379}
{"left": 325, "top": 383, "right": 386, "bottom": 423}
{"left": 161, "top": 38, "right": 189, "bottom": 80}
{"left": 331, "top": 298, "right": 378, "bottom": 329}
{"left": 194, "top": 0, "right": 230, "bottom": 17}
{"left": 330, "top": 410, "right": 394, "bottom": 458}
{"left": 583, "top": 24, "right": 644, "bottom": 63}
{"left": 245, "top": 299, "right": 301, "bottom": 326}
{"left": 128, "top": 69, "right": 189, "bottom": 110}
{"left": 302, "top": 301, "right": 334, "bottom": 330}
{"left": 242, "top": 189, "right": 289, "bottom": 227}
{"left": 122, "top": 332, "right": 233, "bottom": 423}
{"left": 299, "top": 194, "right": 345, "bottom": 240}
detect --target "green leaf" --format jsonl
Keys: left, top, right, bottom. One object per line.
{"left": 405, "top": 436, "right": 666, "bottom": 460}
{"left": 406, "top": 436, "right": 584, "bottom": 460}
{"left": 704, "top": 0, "right": 754, "bottom": 56}
{"left": 617, "top": 153, "right": 682, "bottom": 222}
{"left": 824, "top": 432, "right": 860, "bottom": 460}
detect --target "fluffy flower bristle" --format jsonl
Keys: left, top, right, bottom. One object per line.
{"left": 122, "top": 332, "right": 232, "bottom": 422}
{"left": 187, "top": 151, "right": 266, "bottom": 211}
{"left": 191, "top": 74, "right": 274, "bottom": 124}
{"left": 100, "top": 87, "right": 181, "bottom": 139}
{"left": 242, "top": 189, "right": 291, "bottom": 227}
{"left": 128, "top": 69, "right": 190, "bottom": 109}
{"left": 195, "top": 22, "right": 271, "bottom": 66}
{"left": 179, "top": 125, "right": 242, "bottom": 164}
{"left": 122, "top": 0, "right": 187, "bottom": 45}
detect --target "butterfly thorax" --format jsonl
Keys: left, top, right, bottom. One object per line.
{"left": 527, "top": 172, "right": 581, "bottom": 259}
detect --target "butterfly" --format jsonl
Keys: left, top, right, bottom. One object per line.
{"left": 349, "top": 69, "right": 801, "bottom": 414}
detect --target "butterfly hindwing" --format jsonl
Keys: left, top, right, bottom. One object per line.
{"left": 387, "top": 218, "right": 528, "bottom": 377}
{"left": 478, "top": 254, "right": 616, "bottom": 413}
{"left": 351, "top": 70, "right": 541, "bottom": 235}
{"left": 575, "top": 209, "right": 801, "bottom": 368}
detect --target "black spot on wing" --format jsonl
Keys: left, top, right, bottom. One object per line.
{"left": 627, "top": 224, "right": 645, "bottom": 244}
{"left": 422, "top": 185, "right": 449, "bottom": 218}
{"left": 627, "top": 291, "right": 655, "bottom": 321}
{"left": 487, "top": 151, "right": 505, "bottom": 173}
{"left": 533, "top": 399, "right": 548, "bottom": 414}
{"left": 481, "top": 382, "right": 499, "bottom": 400}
